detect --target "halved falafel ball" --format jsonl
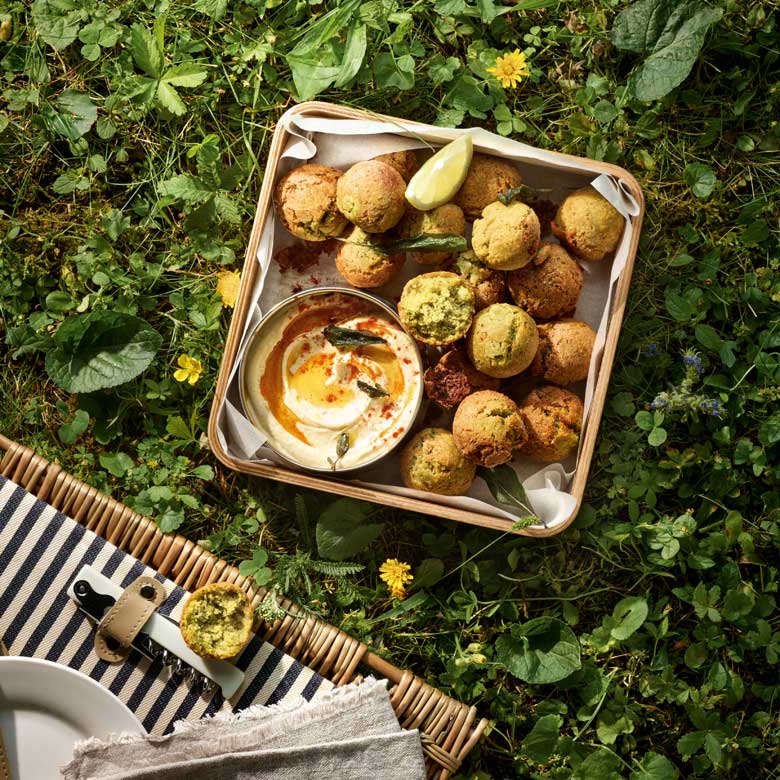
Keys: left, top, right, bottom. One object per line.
{"left": 336, "top": 160, "right": 406, "bottom": 233}
{"left": 507, "top": 242, "right": 583, "bottom": 320}
{"left": 373, "top": 149, "right": 420, "bottom": 183}
{"left": 274, "top": 163, "right": 349, "bottom": 241}
{"left": 518, "top": 385, "right": 583, "bottom": 462}
{"left": 423, "top": 348, "right": 501, "bottom": 410}
{"left": 467, "top": 303, "right": 539, "bottom": 379}
{"left": 532, "top": 319, "right": 596, "bottom": 385}
{"left": 397, "top": 203, "right": 467, "bottom": 265}
{"left": 472, "top": 201, "right": 541, "bottom": 271}
{"left": 551, "top": 186, "right": 624, "bottom": 262}
{"left": 454, "top": 154, "right": 523, "bottom": 221}
{"left": 400, "top": 427, "right": 476, "bottom": 495}
{"left": 450, "top": 250, "right": 506, "bottom": 310}
{"left": 335, "top": 226, "right": 405, "bottom": 288}
{"left": 398, "top": 271, "right": 475, "bottom": 346}
{"left": 452, "top": 390, "right": 528, "bottom": 468}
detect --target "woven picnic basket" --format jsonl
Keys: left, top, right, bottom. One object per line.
{"left": 0, "top": 434, "right": 488, "bottom": 779}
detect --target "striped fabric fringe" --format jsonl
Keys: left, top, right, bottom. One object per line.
{"left": 0, "top": 476, "right": 331, "bottom": 735}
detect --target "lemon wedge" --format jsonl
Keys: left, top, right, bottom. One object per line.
{"left": 405, "top": 132, "right": 474, "bottom": 211}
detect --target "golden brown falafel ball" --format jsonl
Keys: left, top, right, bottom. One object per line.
{"left": 518, "top": 385, "right": 583, "bottom": 462}
{"left": 472, "top": 201, "right": 541, "bottom": 271}
{"left": 532, "top": 319, "right": 596, "bottom": 385}
{"left": 373, "top": 149, "right": 420, "bottom": 183}
{"left": 450, "top": 251, "right": 506, "bottom": 311}
{"left": 274, "top": 163, "right": 349, "bottom": 241}
{"left": 400, "top": 427, "right": 476, "bottom": 495}
{"left": 507, "top": 243, "right": 584, "bottom": 320}
{"left": 397, "top": 203, "right": 467, "bottom": 265}
{"left": 336, "top": 160, "right": 406, "bottom": 233}
{"left": 423, "top": 348, "right": 501, "bottom": 410}
{"left": 551, "top": 186, "right": 624, "bottom": 262}
{"left": 452, "top": 390, "right": 528, "bottom": 468}
{"left": 454, "top": 154, "right": 523, "bottom": 220}
{"left": 398, "top": 271, "right": 475, "bottom": 346}
{"left": 467, "top": 303, "right": 539, "bottom": 379}
{"left": 335, "top": 226, "right": 405, "bottom": 288}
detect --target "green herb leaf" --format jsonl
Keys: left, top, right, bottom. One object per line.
{"left": 610, "top": 596, "right": 649, "bottom": 640}
{"left": 684, "top": 162, "right": 718, "bottom": 199}
{"left": 495, "top": 617, "right": 582, "bottom": 683}
{"left": 521, "top": 714, "right": 563, "bottom": 764}
{"left": 477, "top": 465, "right": 533, "bottom": 515}
{"left": 336, "top": 432, "right": 350, "bottom": 458}
{"left": 58, "top": 409, "right": 90, "bottom": 445}
{"left": 316, "top": 498, "right": 384, "bottom": 560}
{"left": 377, "top": 233, "right": 467, "bottom": 255}
{"left": 357, "top": 380, "right": 389, "bottom": 398}
{"left": 323, "top": 325, "right": 387, "bottom": 348}
{"left": 334, "top": 22, "right": 367, "bottom": 88}
{"left": 45, "top": 311, "right": 162, "bottom": 393}
{"left": 131, "top": 22, "right": 163, "bottom": 79}
{"left": 611, "top": 0, "right": 724, "bottom": 101}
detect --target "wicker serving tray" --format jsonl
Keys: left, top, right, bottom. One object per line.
{"left": 208, "top": 101, "right": 645, "bottom": 536}
{"left": 0, "top": 435, "right": 487, "bottom": 779}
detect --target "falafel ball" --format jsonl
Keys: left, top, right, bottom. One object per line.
{"left": 518, "top": 385, "right": 583, "bottom": 462}
{"left": 467, "top": 303, "right": 539, "bottom": 379}
{"left": 400, "top": 428, "right": 476, "bottom": 495}
{"left": 423, "top": 348, "right": 501, "bottom": 410}
{"left": 472, "top": 201, "right": 541, "bottom": 271}
{"left": 452, "top": 390, "right": 528, "bottom": 468}
{"left": 454, "top": 154, "right": 523, "bottom": 220}
{"left": 551, "top": 186, "right": 624, "bottom": 262}
{"left": 336, "top": 160, "right": 407, "bottom": 233}
{"left": 450, "top": 250, "right": 506, "bottom": 310}
{"left": 397, "top": 203, "right": 467, "bottom": 265}
{"left": 274, "top": 163, "right": 349, "bottom": 241}
{"left": 373, "top": 149, "right": 420, "bottom": 183}
{"left": 507, "top": 243, "right": 583, "bottom": 320}
{"left": 532, "top": 319, "right": 596, "bottom": 385}
{"left": 335, "top": 226, "right": 405, "bottom": 288}
{"left": 398, "top": 271, "right": 475, "bottom": 346}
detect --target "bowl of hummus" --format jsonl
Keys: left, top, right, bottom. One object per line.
{"left": 240, "top": 288, "right": 424, "bottom": 473}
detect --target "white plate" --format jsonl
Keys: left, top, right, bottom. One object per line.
{"left": 0, "top": 657, "right": 146, "bottom": 779}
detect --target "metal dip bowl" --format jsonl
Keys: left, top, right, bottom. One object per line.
{"left": 239, "top": 287, "right": 424, "bottom": 474}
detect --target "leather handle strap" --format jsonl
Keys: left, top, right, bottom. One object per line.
{"left": 94, "top": 576, "right": 166, "bottom": 662}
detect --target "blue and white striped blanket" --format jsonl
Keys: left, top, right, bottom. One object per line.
{"left": 0, "top": 476, "right": 331, "bottom": 735}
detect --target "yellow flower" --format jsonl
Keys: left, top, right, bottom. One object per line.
{"left": 216, "top": 270, "right": 241, "bottom": 308}
{"left": 486, "top": 49, "right": 530, "bottom": 89}
{"left": 174, "top": 354, "right": 203, "bottom": 385}
{"left": 379, "top": 558, "right": 414, "bottom": 600}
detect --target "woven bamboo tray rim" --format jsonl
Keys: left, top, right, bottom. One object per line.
{"left": 0, "top": 435, "right": 487, "bottom": 779}
{"left": 207, "top": 100, "right": 646, "bottom": 537}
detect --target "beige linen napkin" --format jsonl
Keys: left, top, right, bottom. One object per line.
{"left": 62, "top": 677, "right": 426, "bottom": 780}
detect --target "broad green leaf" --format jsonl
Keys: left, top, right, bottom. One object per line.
{"left": 291, "top": 0, "right": 360, "bottom": 55}
{"left": 99, "top": 452, "right": 134, "bottom": 477}
{"left": 160, "top": 174, "right": 214, "bottom": 202}
{"left": 194, "top": 0, "right": 227, "bottom": 20}
{"left": 571, "top": 746, "right": 622, "bottom": 780}
{"left": 612, "top": 0, "right": 723, "bottom": 101}
{"left": 373, "top": 52, "right": 415, "bottom": 90}
{"left": 52, "top": 172, "right": 89, "bottom": 194}
{"left": 131, "top": 22, "right": 163, "bottom": 78}
{"left": 166, "top": 415, "right": 193, "bottom": 440}
{"left": 289, "top": 55, "right": 340, "bottom": 102}
{"left": 158, "top": 507, "right": 185, "bottom": 533}
{"left": 478, "top": 464, "right": 532, "bottom": 514}
{"left": 155, "top": 82, "right": 187, "bottom": 115}
{"left": 695, "top": 324, "right": 722, "bottom": 351}
{"left": 335, "top": 22, "right": 367, "bottom": 88}
{"left": 58, "top": 409, "right": 90, "bottom": 444}
{"left": 521, "top": 714, "right": 562, "bottom": 763}
{"left": 495, "top": 617, "right": 581, "bottom": 683}
{"left": 648, "top": 427, "right": 667, "bottom": 446}
{"left": 48, "top": 90, "right": 97, "bottom": 141}
{"left": 161, "top": 63, "right": 209, "bottom": 88}
{"left": 664, "top": 290, "right": 695, "bottom": 321}
{"left": 45, "top": 311, "right": 162, "bottom": 393}
{"left": 316, "top": 498, "right": 384, "bottom": 561}
{"left": 610, "top": 596, "right": 649, "bottom": 640}
{"left": 684, "top": 162, "right": 717, "bottom": 199}
{"left": 31, "top": 0, "right": 80, "bottom": 49}
{"left": 412, "top": 558, "right": 444, "bottom": 589}
{"left": 630, "top": 751, "right": 679, "bottom": 780}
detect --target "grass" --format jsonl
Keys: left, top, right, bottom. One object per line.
{"left": 2, "top": 0, "right": 780, "bottom": 777}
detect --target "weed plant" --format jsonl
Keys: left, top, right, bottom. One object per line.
{"left": 1, "top": 0, "right": 780, "bottom": 777}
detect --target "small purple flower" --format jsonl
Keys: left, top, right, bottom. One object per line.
{"left": 641, "top": 343, "right": 660, "bottom": 359}
{"left": 683, "top": 353, "right": 703, "bottom": 374}
{"left": 651, "top": 397, "right": 667, "bottom": 409}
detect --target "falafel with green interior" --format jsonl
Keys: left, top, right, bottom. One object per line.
{"left": 398, "top": 271, "right": 475, "bottom": 345}
{"left": 399, "top": 427, "right": 476, "bottom": 495}
{"left": 336, "top": 159, "right": 407, "bottom": 233}
{"left": 467, "top": 303, "right": 539, "bottom": 378}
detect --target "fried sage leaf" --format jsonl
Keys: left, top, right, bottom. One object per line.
{"left": 323, "top": 325, "right": 387, "bottom": 348}
{"left": 357, "top": 380, "right": 389, "bottom": 398}
{"left": 375, "top": 233, "right": 467, "bottom": 255}
{"left": 478, "top": 464, "right": 538, "bottom": 524}
{"left": 336, "top": 432, "right": 351, "bottom": 458}
{"left": 498, "top": 186, "right": 534, "bottom": 206}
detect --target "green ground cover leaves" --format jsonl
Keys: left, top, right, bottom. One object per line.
{"left": 1, "top": 0, "right": 780, "bottom": 776}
